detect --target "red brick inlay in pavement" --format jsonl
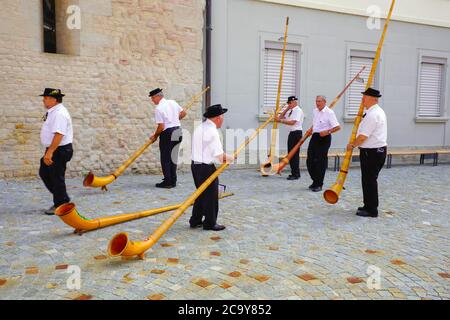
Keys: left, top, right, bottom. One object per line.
{"left": 55, "top": 264, "right": 69, "bottom": 270}
{"left": 148, "top": 294, "right": 165, "bottom": 300}
{"left": 74, "top": 294, "right": 93, "bottom": 300}
{"left": 298, "top": 274, "right": 317, "bottom": 281}
{"left": 195, "top": 279, "right": 212, "bottom": 288}
{"left": 391, "top": 259, "right": 406, "bottom": 265}
{"left": 347, "top": 277, "right": 364, "bottom": 284}
{"left": 254, "top": 275, "right": 270, "bottom": 282}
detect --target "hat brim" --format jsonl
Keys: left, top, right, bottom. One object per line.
{"left": 361, "top": 92, "right": 382, "bottom": 98}
{"left": 203, "top": 108, "right": 228, "bottom": 118}
{"left": 40, "top": 94, "right": 65, "bottom": 97}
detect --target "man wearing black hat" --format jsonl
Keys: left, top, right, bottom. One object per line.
{"left": 347, "top": 88, "right": 387, "bottom": 218}
{"left": 39, "top": 88, "right": 73, "bottom": 215}
{"left": 275, "top": 96, "right": 304, "bottom": 180}
{"left": 190, "top": 104, "right": 234, "bottom": 231}
{"left": 149, "top": 88, "right": 187, "bottom": 188}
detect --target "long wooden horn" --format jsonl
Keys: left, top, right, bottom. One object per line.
{"left": 273, "top": 66, "right": 367, "bottom": 174}
{"left": 260, "top": 17, "right": 289, "bottom": 176}
{"left": 54, "top": 192, "right": 233, "bottom": 234}
{"left": 324, "top": 0, "right": 396, "bottom": 204}
{"left": 83, "top": 87, "right": 210, "bottom": 191}
{"left": 108, "top": 115, "right": 276, "bottom": 260}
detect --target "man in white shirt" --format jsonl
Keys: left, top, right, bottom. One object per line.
{"left": 149, "top": 88, "right": 187, "bottom": 188}
{"left": 190, "top": 104, "right": 234, "bottom": 231}
{"left": 39, "top": 88, "right": 74, "bottom": 215}
{"left": 307, "top": 95, "right": 341, "bottom": 192}
{"left": 347, "top": 88, "right": 387, "bottom": 218}
{"left": 275, "top": 96, "right": 305, "bottom": 180}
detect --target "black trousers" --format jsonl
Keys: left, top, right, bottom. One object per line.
{"left": 359, "top": 147, "right": 387, "bottom": 214}
{"left": 159, "top": 126, "right": 182, "bottom": 185}
{"left": 39, "top": 144, "right": 73, "bottom": 208}
{"left": 287, "top": 130, "right": 303, "bottom": 177}
{"left": 306, "top": 133, "right": 331, "bottom": 187}
{"left": 190, "top": 163, "right": 219, "bottom": 228}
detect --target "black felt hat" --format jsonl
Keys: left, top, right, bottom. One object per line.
{"left": 149, "top": 88, "right": 163, "bottom": 97}
{"left": 287, "top": 96, "right": 298, "bottom": 103}
{"left": 203, "top": 104, "right": 228, "bottom": 118}
{"left": 361, "top": 88, "right": 382, "bottom": 98}
{"left": 39, "top": 88, "right": 65, "bottom": 98}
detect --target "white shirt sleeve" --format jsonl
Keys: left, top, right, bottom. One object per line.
{"left": 295, "top": 108, "right": 304, "bottom": 123}
{"left": 358, "top": 116, "right": 377, "bottom": 137}
{"left": 175, "top": 101, "right": 183, "bottom": 112}
{"left": 211, "top": 131, "right": 224, "bottom": 158}
{"left": 328, "top": 110, "right": 340, "bottom": 129}
{"left": 51, "top": 114, "right": 69, "bottom": 136}
{"left": 155, "top": 108, "right": 164, "bottom": 124}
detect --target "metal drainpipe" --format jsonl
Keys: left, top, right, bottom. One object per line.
{"left": 204, "top": 0, "right": 212, "bottom": 110}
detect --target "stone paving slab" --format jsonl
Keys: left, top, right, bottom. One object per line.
{"left": 0, "top": 165, "right": 449, "bottom": 300}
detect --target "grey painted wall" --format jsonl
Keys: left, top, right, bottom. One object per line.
{"left": 211, "top": 0, "right": 450, "bottom": 154}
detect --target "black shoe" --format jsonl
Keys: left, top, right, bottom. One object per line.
{"left": 44, "top": 206, "right": 56, "bottom": 216}
{"left": 155, "top": 182, "right": 174, "bottom": 189}
{"left": 190, "top": 222, "right": 203, "bottom": 229}
{"left": 356, "top": 207, "right": 366, "bottom": 214}
{"left": 203, "top": 224, "right": 226, "bottom": 231}
{"left": 356, "top": 209, "right": 378, "bottom": 218}
{"left": 308, "top": 184, "right": 316, "bottom": 190}
{"left": 311, "top": 186, "right": 322, "bottom": 192}
{"left": 287, "top": 175, "right": 300, "bottom": 181}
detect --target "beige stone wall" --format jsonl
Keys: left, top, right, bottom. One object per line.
{"left": 0, "top": 0, "right": 206, "bottom": 179}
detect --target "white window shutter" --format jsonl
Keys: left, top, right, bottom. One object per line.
{"left": 346, "top": 56, "right": 373, "bottom": 117}
{"left": 418, "top": 62, "right": 443, "bottom": 117}
{"left": 264, "top": 48, "right": 298, "bottom": 110}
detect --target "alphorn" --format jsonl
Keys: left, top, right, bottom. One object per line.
{"left": 108, "top": 115, "right": 276, "bottom": 259}
{"left": 260, "top": 17, "right": 289, "bottom": 177}
{"left": 272, "top": 66, "right": 367, "bottom": 174}
{"left": 55, "top": 192, "right": 233, "bottom": 234}
{"left": 324, "top": 0, "right": 396, "bottom": 204}
{"left": 83, "top": 87, "right": 210, "bottom": 191}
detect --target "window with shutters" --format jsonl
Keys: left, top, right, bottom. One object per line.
{"left": 263, "top": 43, "right": 300, "bottom": 113}
{"left": 345, "top": 50, "right": 379, "bottom": 118}
{"left": 417, "top": 58, "right": 446, "bottom": 118}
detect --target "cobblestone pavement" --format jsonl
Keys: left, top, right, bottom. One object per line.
{"left": 0, "top": 165, "right": 449, "bottom": 300}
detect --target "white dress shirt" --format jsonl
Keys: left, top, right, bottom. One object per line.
{"left": 284, "top": 106, "right": 304, "bottom": 132}
{"left": 154, "top": 98, "right": 182, "bottom": 130}
{"left": 40, "top": 103, "right": 73, "bottom": 147}
{"left": 312, "top": 106, "right": 340, "bottom": 133}
{"left": 192, "top": 119, "right": 224, "bottom": 164}
{"left": 358, "top": 104, "right": 387, "bottom": 148}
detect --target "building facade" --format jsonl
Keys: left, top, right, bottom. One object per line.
{"left": 0, "top": 0, "right": 206, "bottom": 178}
{"left": 210, "top": 0, "right": 450, "bottom": 159}
{"left": 1, "top": 0, "right": 450, "bottom": 179}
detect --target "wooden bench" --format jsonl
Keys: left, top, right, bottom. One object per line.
{"left": 385, "top": 149, "right": 442, "bottom": 168}
{"left": 281, "top": 149, "right": 449, "bottom": 172}
{"left": 329, "top": 149, "right": 449, "bottom": 170}
{"left": 436, "top": 149, "right": 450, "bottom": 167}
{"left": 299, "top": 151, "right": 354, "bottom": 172}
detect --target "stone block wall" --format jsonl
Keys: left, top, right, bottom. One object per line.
{"left": 0, "top": 0, "right": 206, "bottom": 179}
